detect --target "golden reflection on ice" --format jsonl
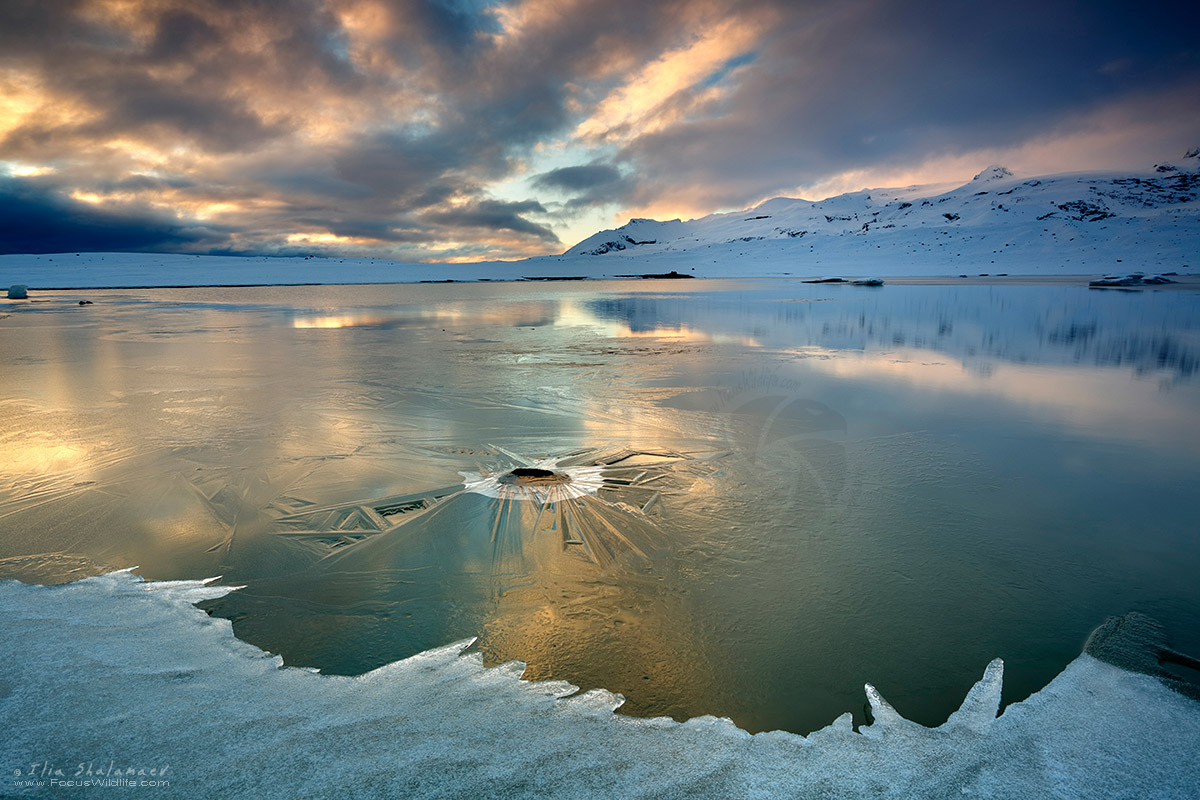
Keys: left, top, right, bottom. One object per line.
{"left": 292, "top": 313, "right": 390, "bottom": 329}
{"left": 0, "top": 438, "right": 89, "bottom": 476}
{"left": 474, "top": 587, "right": 716, "bottom": 720}
{"left": 291, "top": 301, "right": 558, "bottom": 329}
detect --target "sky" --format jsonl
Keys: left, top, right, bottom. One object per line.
{"left": 1, "top": 0, "right": 1197, "bottom": 262}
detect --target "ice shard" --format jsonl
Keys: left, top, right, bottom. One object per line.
{"left": 942, "top": 658, "right": 1004, "bottom": 733}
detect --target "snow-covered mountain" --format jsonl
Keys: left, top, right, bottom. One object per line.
{"left": 564, "top": 150, "right": 1200, "bottom": 275}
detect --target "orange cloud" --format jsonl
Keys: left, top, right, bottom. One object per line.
{"left": 575, "top": 12, "right": 769, "bottom": 144}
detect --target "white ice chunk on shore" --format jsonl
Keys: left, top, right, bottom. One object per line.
{"left": 1, "top": 571, "right": 1198, "bottom": 799}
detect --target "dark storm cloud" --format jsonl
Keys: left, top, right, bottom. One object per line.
{"left": 77, "top": 74, "right": 284, "bottom": 153}
{"left": 0, "top": 1, "right": 88, "bottom": 58}
{"left": 411, "top": 184, "right": 460, "bottom": 209}
{"left": 533, "top": 163, "right": 634, "bottom": 210}
{"left": 236, "top": 166, "right": 370, "bottom": 201}
{"left": 333, "top": 130, "right": 486, "bottom": 198}
{"left": 397, "top": 0, "right": 502, "bottom": 53}
{"left": 0, "top": 177, "right": 220, "bottom": 253}
{"left": 533, "top": 164, "right": 622, "bottom": 192}
{"left": 424, "top": 199, "right": 559, "bottom": 241}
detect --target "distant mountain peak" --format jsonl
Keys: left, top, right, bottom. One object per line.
{"left": 972, "top": 165, "right": 1014, "bottom": 182}
{"left": 560, "top": 156, "right": 1198, "bottom": 275}
{"left": 564, "top": 217, "right": 688, "bottom": 256}
{"left": 1184, "top": 146, "right": 1199, "bottom": 160}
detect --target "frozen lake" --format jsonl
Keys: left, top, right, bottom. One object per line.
{"left": 2, "top": 278, "right": 1198, "bottom": 735}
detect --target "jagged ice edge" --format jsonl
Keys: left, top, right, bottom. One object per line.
{"left": 60, "top": 569, "right": 1005, "bottom": 741}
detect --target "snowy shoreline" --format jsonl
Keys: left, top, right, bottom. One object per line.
{"left": 2, "top": 571, "right": 1197, "bottom": 799}
{"left": 2, "top": 251, "right": 1198, "bottom": 292}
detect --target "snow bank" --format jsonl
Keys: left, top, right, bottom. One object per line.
{"left": 2, "top": 571, "right": 1197, "bottom": 798}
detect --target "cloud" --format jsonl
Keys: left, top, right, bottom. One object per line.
{"left": 613, "top": 0, "right": 1200, "bottom": 216}
{"left": 332, "top": 130, "right": 479, "bottom": 198}
{"left": 0, "top": 0, "right": 1196, "bottom": 259}
{"left": 533, "top": 164, "right": 622, "bottom": 192}
{"left": 424, "top": 199, "right": 560, "bottom": 242}
{"left": 573, "top": 10, "right": 772, "bottom": 143}
{"left": 532, "top": 162, "right": 634, "bottom": 211}
{"left": 0, "top": 177, "right": 222, "bottom": 253}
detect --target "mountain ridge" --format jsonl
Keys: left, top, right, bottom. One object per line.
{"left": 563, "top": 151, "right": 1200, "bottom": 274}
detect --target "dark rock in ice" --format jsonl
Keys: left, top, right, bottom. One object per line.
{"left": 510, "top": 468, "right": 556, "bottom": 478}
{"left": 499, "top": 467, "right": 570, "bottom": 486}
{"left": 802, "top": 277, "right": 847, "bottom": 283}
{"left": 851, "top": 277, "right": 884, "bottom": 286}
{"left": 615, "top": 271, "right": 695, "bottom": 279}
{"left": 641, "top": 270, "right": 693, "bottom": 280}
{"left": 7, "top": 284, "right": 28, "bottom": 299}
{"left": 78, "top": 300, "right": 93, "bottom": 305}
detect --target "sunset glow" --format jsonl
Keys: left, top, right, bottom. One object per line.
{"left": 1, "top": 0, "right": 1197, "bottom": 261}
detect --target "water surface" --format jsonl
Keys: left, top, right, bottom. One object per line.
{"left": 2, "top": 278, "right": 1197, "bottom": 734}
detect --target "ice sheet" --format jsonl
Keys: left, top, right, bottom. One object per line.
{"left": 1, "top": 571, "right": 1197, "bottom": 799}
{"left": 3, "top": 281, "right": 1200, "bottom": 735}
